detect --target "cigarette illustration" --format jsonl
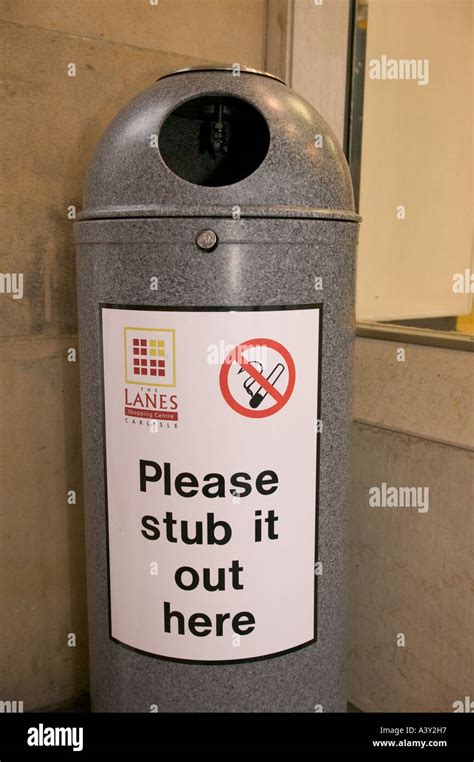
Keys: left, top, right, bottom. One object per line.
{"left": 238, "top": 361, "right": 285, "bottom": 409}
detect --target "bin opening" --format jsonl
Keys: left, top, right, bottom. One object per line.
{"left": 159, "top": 96, "right": 270, "bottom": 187}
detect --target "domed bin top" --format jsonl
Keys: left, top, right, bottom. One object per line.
{"left": 79, "top": 66, "right": 358, "bottom": 222}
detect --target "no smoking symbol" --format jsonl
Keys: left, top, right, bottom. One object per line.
{"left": 219, "top": 338, "right": 296, "bottom": 418}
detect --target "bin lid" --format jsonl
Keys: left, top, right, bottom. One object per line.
{"left": 79, "top": 66, "right": 359, "bottom": 222}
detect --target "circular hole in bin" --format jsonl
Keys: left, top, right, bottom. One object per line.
{"left": 159, "top": 96, "right": 270, "bottom": 186}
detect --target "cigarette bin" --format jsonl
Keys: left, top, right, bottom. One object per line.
{"left": 74, "top": 66, "right": 360, "bottom": 712}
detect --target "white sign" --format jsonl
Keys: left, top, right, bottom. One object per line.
{"left": 101, "top": 304, "right": 321, "bottom": 662}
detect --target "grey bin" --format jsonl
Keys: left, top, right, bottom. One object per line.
{"left": 74, "top": 66, "right": 360, "bottom": 712}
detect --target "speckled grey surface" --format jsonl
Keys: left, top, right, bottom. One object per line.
{"left": 74, "top": 69, "right": 360, "bottom": 712}
{"left": 78, "top": 68, "right": 357, "bottom": 221}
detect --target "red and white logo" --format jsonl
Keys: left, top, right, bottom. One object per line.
{"left": 123, "top": 327, "right": 178, "bottom": 421}
{"left": 219, "top": 338, "right": 296, "bottom": 418}
{"left": 124, "top": 327, "right": 175, "bottom": 387}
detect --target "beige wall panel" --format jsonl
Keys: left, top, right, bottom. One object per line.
{"left": 0, "top": 0, "right": 266, "bottom": 68}
{"left": 290, "top": 0, "right": 350, "bottom": 145}
{"left": 264, "top": 0, "right": 350, "bottom": 140}
{"left": 0, "top": 338, "right": 87, "bottom": 710}
{"left": 353, "top": 338, "right": 474, "bottom": 450}
{"left": 356, "top": 0, "right": 473, "bottom": 321}
{"left": 264, "top": 0, "right": 292, "bottom": 82}
{"left": 349, "top": 422, "right": 473, "bottom": 712}
{"left": 0, "top": 21, "right": 206, "bottom": 338}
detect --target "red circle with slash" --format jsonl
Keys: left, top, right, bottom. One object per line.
{"left": 219, "top": 338, "right": 296, "bottom": 418}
